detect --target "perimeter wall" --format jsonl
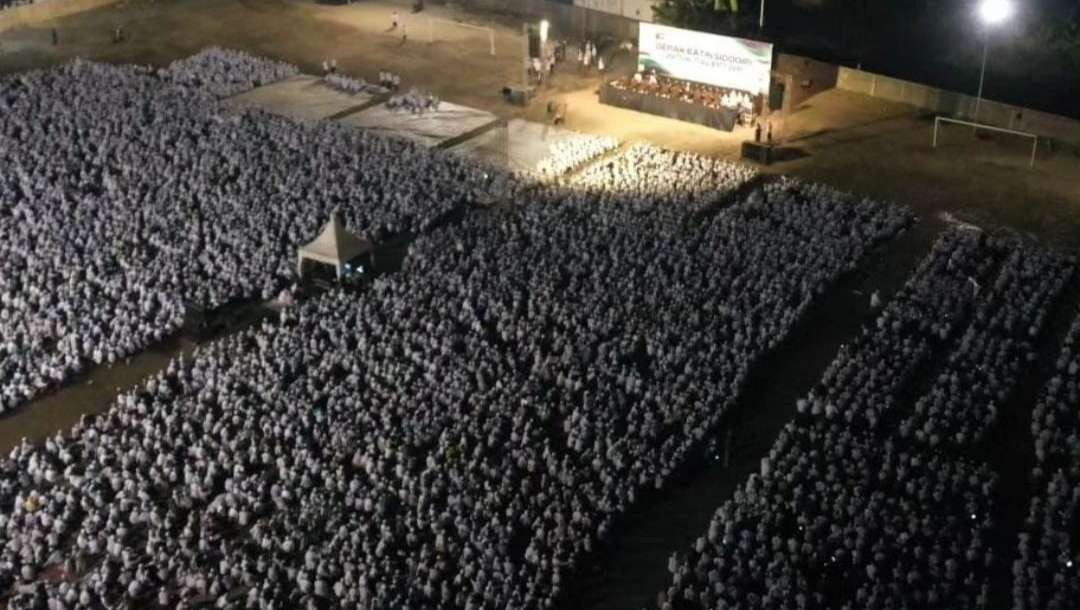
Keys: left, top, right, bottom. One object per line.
{"left": 457, "top": 0, "right": 640, "bottom": 42}
{"left": 837, "top": 67, "right": 1080, "bottom": 148}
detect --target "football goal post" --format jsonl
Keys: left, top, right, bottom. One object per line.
{"left": 932, "top": 116, "right": 1038, "bottom": 168}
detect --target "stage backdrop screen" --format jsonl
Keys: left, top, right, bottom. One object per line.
{"left": 638, "top": 23, "right": 773, "bottom": 94}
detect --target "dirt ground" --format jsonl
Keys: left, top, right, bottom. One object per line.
{"left": 1, "top": 0, "right": 1078, "bottom": 247}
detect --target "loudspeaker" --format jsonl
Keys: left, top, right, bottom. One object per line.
{"left": 741, "top": 141, "right": 774, "bottom": 165}
{"left": 503, "top": 85, "right": 534, "bottom": 107}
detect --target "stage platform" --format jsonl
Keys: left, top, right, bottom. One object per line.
{"left": 337, "top": 101, "right": 497, "bottom": 149}
{"left": 599, "top": 82, "right": 738, "bottom": 132}
{"left": 226, "top": 75, "right": 378, "bottom": 123}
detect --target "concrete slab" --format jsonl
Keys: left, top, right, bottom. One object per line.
{"left": 227, "top": 75, "right": 374, "bottom": 123}
{"left": 451, "top": 119, "right": 609, "bottom": 173}
{"left": 337, "top": 100, "right": 496, "bottom": 148}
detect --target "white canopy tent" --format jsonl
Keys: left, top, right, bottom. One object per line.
{"left": 297, "top": 211, "right": 375, "bottom": 279}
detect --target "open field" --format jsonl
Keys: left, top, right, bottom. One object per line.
{"left": 1, "top": 0, "right": 1078, "bottom": 246}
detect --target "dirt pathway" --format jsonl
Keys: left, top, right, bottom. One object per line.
{"left": 980, "top": 278, "right": 1080, "bottom": 610}
{"left": 0, "top": 301, "right": 276, "bottom": 456}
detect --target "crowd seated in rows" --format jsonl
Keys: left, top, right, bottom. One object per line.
{"left": 1015, "top": 302, "right": 1080, "bottom": 610}
{"left": 0, "top": 52, "right": 492, "bottom": 414}
{"left": 657, "top": 231, "right": 1073, "bottom": 610}
{"left": 612, "top": 73, "right": 757, "bottom": 114}
{"left": 0, "top": 52, "right": 912, "bottom": 609}
{"left": 535, "top": 134, "right": 619, "bottom": 178}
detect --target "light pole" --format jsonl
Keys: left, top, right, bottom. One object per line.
{"left": 759, "top": 0, "right": 765, "bottom": 31}
{"left": 521, "top": 23, "right": 529, "bottom": 89}
{"left": 974, "top": 0, "right": 1013, "bottom": 122}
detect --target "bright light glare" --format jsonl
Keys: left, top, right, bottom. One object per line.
{"left": 978, "top": 0, "right": 1014, "bottom": 25}
{"left": 539, "top": 20, "right": 550, "bottom": 42}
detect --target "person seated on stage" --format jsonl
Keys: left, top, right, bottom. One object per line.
{"left": 647, "top": 72, "right": 658, "bottom": 87}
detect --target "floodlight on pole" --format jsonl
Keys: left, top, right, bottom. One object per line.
{"left": 974, "top": 0, "right": 1012, "bottom": 122}
{"left": 978, "top": 0, "right": 1013, "bottom": 25}
{"left": 540, "top": 19, "right": 550, "bottom": 46}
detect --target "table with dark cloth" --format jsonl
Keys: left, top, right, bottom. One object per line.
{"left": 599, "top": 82, "right": 738, "bottom": 132}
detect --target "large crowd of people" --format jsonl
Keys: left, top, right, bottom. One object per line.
{"left": 572, "top": 143, "right": 758, "bottom": 226}
{"left": 656, "top": 231, "right": 1073, "bottom": 610}
{"left": 8, "top": 44, "right": 1075, "bottom": 610}
{"left": 611, "top": 74, "right": 757, "bottom": 115}
{"left": 158, "top": 48, "right": 300, "bottom": 98}
{"left": 534, "top": 134, "right": 619, "bottom": 178}
{"left": 1014, "top": 307, "right": 1080, "bottom": 610}
{"left": 0, "top": 52, "right": 495, "bottom": 413}
{"left": 897, "top": 245, "right": 1070, "bottom": 449}
{"left": 385, "top": 87, "right": 441, "bottom": 114}
{"left": 323, "top": 73, "right": 388, "bottom": 96}
{"left": 0, "top": 56, "right": 914, "bottom": 605}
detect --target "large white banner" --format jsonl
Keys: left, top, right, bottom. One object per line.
{"left": 638, "top": 23, "right": 773, "bottom": 94}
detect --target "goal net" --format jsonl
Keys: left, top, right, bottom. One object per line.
{"left": 932, "top": 116, "right": 1039, "bottom": 168}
